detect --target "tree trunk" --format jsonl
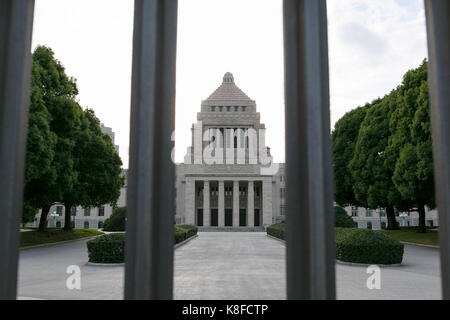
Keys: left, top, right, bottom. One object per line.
{"left": 418, "top": 204, "right": 427, "bottom": 233}
{"left": 38, "top": 204, "right": 51, "bottom": 232}
{"left": 63, "top": 204, "right": 73, "bottom": 231}
{"left": 386, "top": 205, "right": 399, "bottom": 230}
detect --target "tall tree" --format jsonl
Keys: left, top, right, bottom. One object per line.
{"left": 393, "top": 64, "right": 435, "bottom": 233}
{"left": 61, "top": 109, "right": 124, "bottom": 231}
{"left": 332, "top": 105, "right": 368, "bottom": 207}
{"left": 350, "top": 95, "right": 402, "bottom": 230}
{"left": 23, "top": 47, "right": 58, "bottom": 225}
{"left": 29, "top": 46, "right": 80, "bottom": 232}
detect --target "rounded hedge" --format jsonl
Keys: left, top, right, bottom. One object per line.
{"left": 335, "top": 228, "right": 404, "bottom": 265}
{"left": 86, "top": 233, "right": 125, "bottom": 263}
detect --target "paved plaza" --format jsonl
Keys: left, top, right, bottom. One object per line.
{"left": 18, "top": 232, "right": 441, "bottom": 300}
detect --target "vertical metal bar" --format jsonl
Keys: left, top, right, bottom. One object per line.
{"left": 0, "top": 0, "right": 35, "bottom": 300}
{"left": 125, "top": 0, "right": 178, "bottom": 299}
{"left": 283, "top": 0, "right": 335, "bottom": 299}
{"left": 424, "top": 0, "right": 450, "bottom": 300}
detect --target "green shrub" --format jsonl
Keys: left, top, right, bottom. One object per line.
{"left": 335, "top": 206, "right": 356, "bottom": 228}
{"left": 103, "top": 207, "right": 126, "bottom": 231}
{"left": 174, "top": 225, "right": 197, "bottom": 244}
{"left": 86, "top": 233, "right": 125, "bottom": 263}
{"left": 177, "top": 225, "right": 198, "bottom": 238}
{"left": 267, "top": 222, "right": 286, "bottom": 240}
{"left": 175, "top": 226, "right": 186, "bottom": 244}
{"left": 335, "top": 228, "right": 404, "bottom": 264}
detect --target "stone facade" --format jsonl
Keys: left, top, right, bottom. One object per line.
{"left": 343, "top": 205, "right": 439, "bottom": 230}
{"left": 175, "top": 73, "right": 284, "bottom": 229}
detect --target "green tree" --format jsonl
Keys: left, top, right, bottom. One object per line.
{"left": 61, "top": 109, "right": 124, "bottom": 231}
{"left": 350, "top": 95, "right": 401, "bottom": 230}
{"left": 23, "top": 47, "right": 59, "bottom": 225}
{"left": 332, "top": 105, "right": 368, "bottom": 207}
{"left": 392, "top": 63, "right": 435, "bottom": 233}
{"left": 29, "top": 46, "right": 79, "bottom": 232}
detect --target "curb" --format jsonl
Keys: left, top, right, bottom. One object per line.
{"left": 20, "top": 235, "right": 102, "bottom": 250}
{"left": 336, "top": 260, "right": 402, "bottom": 268}
{"left": 86, "top": 262, "right": 124, "bottom": 267}
{"left": 400, "top": 241, "right": 440, "bottom": 249}
{"left": 175, "top": 234, "right": 199, "bottom": 249}
{"left": 267, "top": 234, "right": 403, "bottom": 267}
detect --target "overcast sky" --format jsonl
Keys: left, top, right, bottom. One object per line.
{"left": 31, "top": 0, "right": 428, "bottom": 168}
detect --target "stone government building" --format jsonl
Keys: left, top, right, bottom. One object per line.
{"left": 26, "top": 73, "right": 438, "bottom": 231}
{"left": 175, "top": 72, "right": 285, "bottom": 230}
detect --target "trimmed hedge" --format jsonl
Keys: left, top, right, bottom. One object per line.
{"left": 335, "top": 228, "right": 404, "bottom": 265}
{"left": 267, "top": 222, "right": 285, "bottom": 240}
{"left": 175, "top": 225, "right": 198, "bottom": 244}
{"left": 87, "top": 233, "right": 125, "bottom": 263}
{"left": 266, "top": 223, "right": 404, "bottom": 265}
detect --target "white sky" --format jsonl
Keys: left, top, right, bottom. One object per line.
{"left": 31, "top": 0, "right": 428, "bottom": 168}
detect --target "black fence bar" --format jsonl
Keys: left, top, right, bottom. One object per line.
{"left": 0, "top": 0, "right": 35, "bottom": 300}
{"left": 124, "top": 0, "right": 178, "bottom": 299}
{"left": 283, "top": 0, "right": 336, "bottom": 299}
{"left": 424, "top": 0, "right": 450, "bottom": 300}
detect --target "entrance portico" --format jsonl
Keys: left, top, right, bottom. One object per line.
{"left": 185, "top": 176, "right": 273, "bottom": 229}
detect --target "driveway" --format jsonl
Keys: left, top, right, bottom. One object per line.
{"left": 17, "top": 232, "right": 442, "bottom": 299}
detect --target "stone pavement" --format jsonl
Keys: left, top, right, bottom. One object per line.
{"left": 17, "top": 232, "right": 441, "bottom": 300}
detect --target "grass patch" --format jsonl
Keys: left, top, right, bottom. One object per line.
{"left": 377, "top": 229, "right": 439, "bottom": 246}
{"left": 20, "top": 228, "right": 103, "bottom": 248}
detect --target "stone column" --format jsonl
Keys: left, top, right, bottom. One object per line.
{"left": 247, "top": 181, "right": 254, "bottom": 227}
{"left": 218, "top": 180, "right": 225, "bottom": 227}
{"left": 203, "top": 180, "right": 210, "bottom": 227}
{"left": 262, "top": 179, "right": 273, "bottom": 227}
{"left": 233, "top": 180, "right": 239, "bottom": 227}
{"left": 185, "top": 178, "right": 195, "bottom": 225}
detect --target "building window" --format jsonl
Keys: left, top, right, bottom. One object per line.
{"left": 56, "top": 206, "right": 63, "bottom": 216}
{"left": 280, "top": 205, "right": 286, "bottom": 216}
{"left": 394, "top": 207, "right": 399, "bottom": 216}
{"left": 239, "top": 187, "right": 246, "bottom": 196}
{"left": 226, "top": 106, "right": 231, "bottom": 112}
{"left": 225, "top": 186, "right": 233, "bottom": 197}
{"left": 197, "top": 187, "right": 203, "bottom": 197}
{"left": 366, "top": 208, "right": 372, "bottom": 217}
{"left": 379, "top": 207, "right": 386, "bottom": 217}
{"left": 234, "top": 106, "right": 239, "bottom": 112}
{"left": 351, "top": 206, "right": 358, "bottom": 217}
{"left": 381, "top": 221, "right": 387, "bottom": 229}
{"left": 255, "top": 187, "right": 260, "bottom": 197}
{"left": 367, "top": 221, "right": 372, "bottom": 229}
{"left": 98, "top": 206, "right": 105, "bottom": 217}
{"left": 280, "top": 188, "right": 285, "bottom": 199}
{"left": 242, "top": 106, "right": 246, "bottom": 112}
{"left": 84, "top": 221, "right": 90, "bottom": 229}
{"left": 56, "top": 221, "right": 61, "bottom": 228}
{"left": 71, "top": 207, "right": 77, "bottom": 216}
{"left": 98, "top": 221, "right": 103, "bottom": 229}
{"left": 219, "top": 106, "right": 223, "bottom": 112}
{"left": 234, "top": 136, "right": 238, "bottom": 148}
{"left": 84, "top": 208, "right": 90, "bottom": 216}
{"left": 211, "top": 106, "right": 216, "bottom": 112}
